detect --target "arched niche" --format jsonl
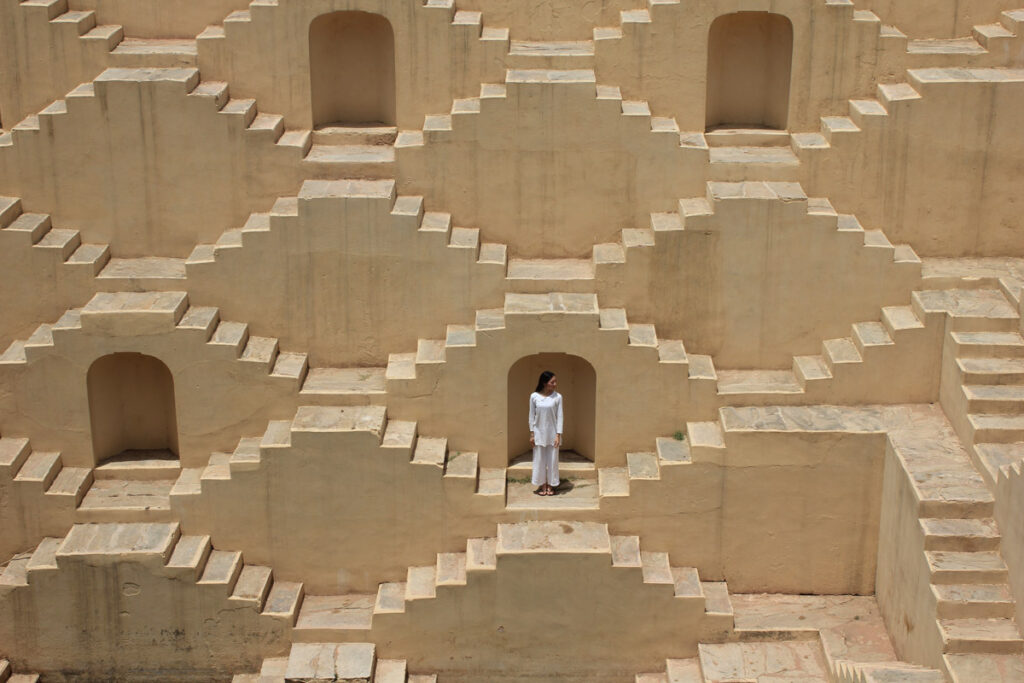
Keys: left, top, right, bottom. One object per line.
{"left": 507, "top": 353, "right": 596, "bottom": 463}
{"left": 706, "top": 11, "right": 794, "bottom": 131}
{"left": 308, "top": 10, "right": 397, "bottom": 129}
{"left": 87, "top": 352, "right": 179, "bottom": 465}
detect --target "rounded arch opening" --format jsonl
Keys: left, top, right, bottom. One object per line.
{"left": 308, "top": 10, "right": 396, "bottom": 129}
{"left": 87, "top": 352, "right": 179, "bottom": 466}
{"left": 507, "top": 353, "right": 596, "bottom": 464}
{"left": 706, "top": 11, "right": 794, "bottom": 131}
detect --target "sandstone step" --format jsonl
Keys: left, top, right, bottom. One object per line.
{"left": 299, "top": 367, "right": 387, "bottom": 399}
{"left": 926, "top": 551, "right": 1008, "bottom": 584}
{"left": 311, "top": 125, "right": 397, "bottom": 145}
{"left": 109, "top": 38, "right": 197, "bottom": 67}
{"left": 263, "top": 581, "right": 304, "bottom": 621}
{"left": 907, "top": 38, "right": 986, "bottom": 54}
{"left": 375, "top": 659, "right": 408, "bottom": 683}
{"left": 626, "top": 452, "right": 659, "bottom": 481}
{"left": 933, "top": 584, "right": 1016, "bottom": 619}
{"left": 58, "top": 522, "right": 179, "bottom": 561}
{"left": 506, "top": 258, "right": 595, "bottom": 282}
{"left": 708, "top": 145, "right": 800, "bottom": 166}
{"left": 716, "top": 369, "right": 802, "bottom": 395}
{"left": 435, "top": 552, "right": 467, "bottom": 589}
{"left": 281, "top": 642, "right": 377, "bottom": 681}
{"left": 508, "top": 40, "right": 595, "bottom": 68}
{"left": 293, "top": 594, "right": 374, "bottom": 639}
{"left": 951, "top": 331, "right": 1024, "bottom": 358}
{"left": 46, "top": 466, "right": 92, "bottom": 505}
{"left": 92, "top": 450, "right": 180, "bottom": 481}
{"left": 230, "top": 565, "right": 273, "bottom": 609}
{"left": 698, "top": 640, "right": 829, "bottom": 681}
{"left": 76, "top": 479, "right": 175, "bottom": 522}
{"left": 290, "top": 405, "right": 388, "bottom": 447}
{"left": 13, "top": 451, "right": 61, "bottom": 490}
{"left": 835, "top": 660, "right": 945, "bottom": 682}
{"left": 938, "top": 618, "right": 1024, "bottom": 654}
{"left": 665, "top": 658, "right": 702, "bottom": 682}
{"left": 498, "top": 520, "right": 610, "bottom": 556}
{"left": 704, "top": 127, "right": 791, "bottom": 147}
{"left": 920, "top": 518, "right": 1000, "bottom": 551}
{"left": 975, "top": 443, "right": 1024, "bottom": 482}
{"left": 466, "top": 537, "right": 497, "bottom": 571}
{"left": 165, "top": 534, "right": 212, "bottom": 580}
{"left": 505, "top": 475, "right": 599, "bottom": 510}
{"left": 477, "top": 467, "right": 506, "bottom": 498}
{"left": 914, "top": 290, "right": 1019, "bottom": 331}
{"left": 957, "top": 358, "right": 1024, "bottom": 385}
{"left": 967, "top": 413, "right": 1024, "bottom": 442}
{"left": 197, "top": 549, "right": 243, "bottom": 590}
{"left": 944, "top": 652, "right": 1024, "bottom": 682}
{"left": 507, "top": 451, "right": 596, "bottom": 479}
{"left": 964, "top": 385, "right": 1024, "bottom": 413}
{"left": 305, "top": 144, "right": 396, "bottom": 175}
{"left": 0, "top": 437, "right": 32, "bottom": 474}
{"left": 0, "top": 555, "right": 29, "bottom": 587}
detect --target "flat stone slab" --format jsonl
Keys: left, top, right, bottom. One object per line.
{"left": 98, "top": 257, "right": 186, "bottom": 280}
{"left": 505, "top": 478, "right": 599, "bottom": 510}
{"left": 498, "top": 520, "right": 610, "bottom": 554}
{"left": 59, "top": 523, "right": 178, "bottom": 558}
{"left": 698, "top": 640, "right": 829, "bottom": 682}
{"left": 731, "top": 594, "right": 897, "bottom": 664}
{"left": 295, "top": 595, "right": 374, "bottom": 631}
{"left": 291, "top": 405, "right": 387, "bottom": 435}
{"left": 300, "top": 367, "right": 386, "bottom": 396}
{"left": 78, "top": 480, "right": 174, "bottom": 512}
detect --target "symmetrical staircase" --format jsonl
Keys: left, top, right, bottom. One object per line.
{"left": 234, "top": 643, "right": 436, "bottom": 683}
{"left": 944, "top": 319, "right": 1024, "bottom": 486}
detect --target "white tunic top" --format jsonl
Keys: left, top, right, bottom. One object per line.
{"left": 529, "top": 391, "right": 564, "bottom": 446}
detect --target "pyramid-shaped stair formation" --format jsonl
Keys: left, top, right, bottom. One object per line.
{"left": 287, "top": 520, "right": 733, "bottom": 678}
{"left": 0, "top": 522, "right": 300, "bottom": 678}
{"left": 234, "top": 642, "right": 436, "bottom": 683}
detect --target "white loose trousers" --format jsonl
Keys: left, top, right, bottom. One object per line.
{"left": 532, "top": 444, "right": 559, "bottom": 486}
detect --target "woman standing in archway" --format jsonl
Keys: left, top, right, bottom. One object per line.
{"left": 529, "top": 371, "right": 563, "bottom": 496}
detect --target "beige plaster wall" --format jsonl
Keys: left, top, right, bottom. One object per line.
{"left": 802, "top": 69, "right": 1024, "bottom": 257}
{"left": 0, "top": 0, "right": 112, "bottom": 129}
{"left": 0, "top": 68, "right": 304, "bottom": 257}
{"left": 874, "top": 439, "right": 943, "bottom": 668}
{"left": 184, "top": 180, "right": 506, "bottom": 367}
{"left": 396, "top": 73, "right": 704, "bottom": 258}
{"left": 996, "top": 464, "right": 1024, "bottom": 632}
{"left": 68, "top": 0, "right": 248, "bottom": 38}
{"left": 596, "top": 183, "right": 922, "bottom": 368}
{"left": 0, "top": 292, "right": 300, "bottom": 469}
{"left": 196, "top": 0, "right": 508, "bottom": 130}
{"left": 0, "top": 525, "right": 289, "bottom": 680}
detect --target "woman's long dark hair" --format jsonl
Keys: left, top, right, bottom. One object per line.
{"left": 535, "top": 370, "right": 555, "bottom": 394}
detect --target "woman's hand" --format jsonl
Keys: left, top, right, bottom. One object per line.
{"left": 554, "top": 434, "right": 562, "bottom": 448}
{"left": 529, "top": 434, "right": 535, "bottom": 446}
